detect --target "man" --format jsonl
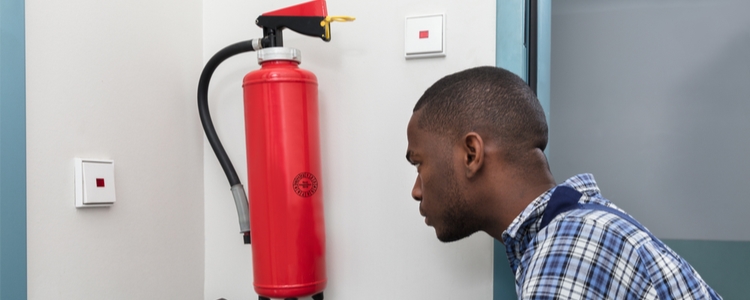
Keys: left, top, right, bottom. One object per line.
{"left": 406, "top": 66, "right": 721, "bottom": 299}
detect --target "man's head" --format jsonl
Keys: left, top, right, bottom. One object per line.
{"left": 406, "top": 66, "right": 549, "bottom": 242}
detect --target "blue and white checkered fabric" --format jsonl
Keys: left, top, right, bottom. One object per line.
{"left": 502, "top": 174, "right": 722, "bottom": 299}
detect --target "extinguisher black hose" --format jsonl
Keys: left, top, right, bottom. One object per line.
{"left": 198, "top": 39, "right": 262, "bottom": 238}
{"left": 198, "top": 40, "right": 257, "bottom": 187}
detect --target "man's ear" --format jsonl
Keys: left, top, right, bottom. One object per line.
{"left": 462, "top": 132, "right": 484, "bottom": 178}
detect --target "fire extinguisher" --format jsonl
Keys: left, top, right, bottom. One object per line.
{"left": 197, "top": 1, "right": 353, "bottom": 299}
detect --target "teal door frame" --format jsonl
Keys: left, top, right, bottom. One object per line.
{"left": 494, "top": 0, "right": 551, "bottom": 299}
{"left": 493, "top": 2, "right": 525, "bottom": 299}
{"left": 0, "top": 0, "right": 28, "bottom": 298}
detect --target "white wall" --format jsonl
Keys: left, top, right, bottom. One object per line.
{"left": 25, "top": 0, "right": 205, "bottom": 299}
{"left": 203, "top": 0, "right": 496, "bottom": 299}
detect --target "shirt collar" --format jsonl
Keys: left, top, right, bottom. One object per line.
{"left": 501, "top": 173, "right": 603, "bottom": 272}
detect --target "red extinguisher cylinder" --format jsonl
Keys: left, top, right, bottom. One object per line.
{"left": 242, "top": 49, "right": 326, "bottom": 298}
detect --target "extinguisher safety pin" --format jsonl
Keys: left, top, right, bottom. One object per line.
{"left": 320, "top": 15, "right": 355, "bottom": 41}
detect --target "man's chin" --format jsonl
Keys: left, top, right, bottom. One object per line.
{"left": 435, "top": 228, "right": 476, "bottom": 243}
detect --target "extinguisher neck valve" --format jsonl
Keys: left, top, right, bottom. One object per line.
{"left": 257, "top": 47, "right": 302, "bottom": 64}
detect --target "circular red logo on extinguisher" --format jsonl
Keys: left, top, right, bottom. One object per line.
{"left": 293, "top": 172, "right": 318, "bottom": 198}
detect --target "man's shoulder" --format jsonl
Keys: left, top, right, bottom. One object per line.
{"left": 538, "top": 208, "right": 654, "bottom": 250}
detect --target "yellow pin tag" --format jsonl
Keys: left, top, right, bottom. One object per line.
{"left": 320, "top": 16, "right": 355, "bottom": 41}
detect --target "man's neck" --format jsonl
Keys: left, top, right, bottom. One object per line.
{"left": 484, "top": 151, "right": 555, "bottom": 240}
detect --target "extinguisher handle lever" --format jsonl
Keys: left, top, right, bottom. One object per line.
{"left": 257, "top": 16, "right": 326, "bottom": 45}
{"left": 255, "top": 15, "right": 355, "bottom": 46}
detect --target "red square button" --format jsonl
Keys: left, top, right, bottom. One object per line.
{"left": 96, "top": 178, "right": 105, "bottom": 188}
{"left": 419, "top": 30, "right": 429, "bottom": 39}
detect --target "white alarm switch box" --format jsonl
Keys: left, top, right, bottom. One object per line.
{"left": 405, "top": 14, "right": 446, "bottom": 59}
{"left": 75, "top": 158, "right": 116, "bottom": 208}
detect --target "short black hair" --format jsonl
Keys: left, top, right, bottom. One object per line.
{"left": 413, "top": 66, "right": 548, "bottom": 156}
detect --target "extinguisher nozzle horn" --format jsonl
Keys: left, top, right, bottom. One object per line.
{"left": 230, "top": 184, "right": 251, "bottom": 236}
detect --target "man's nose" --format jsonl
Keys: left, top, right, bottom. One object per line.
{"left": 411, "top": 175, "right": 422, "bottom": 201}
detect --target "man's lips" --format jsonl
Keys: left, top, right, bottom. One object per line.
{"left": 419, "top": 206, "right": 430, "bottom": 225}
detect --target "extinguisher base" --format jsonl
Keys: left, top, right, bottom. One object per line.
{"left": 257, "top": 292, "right": 323, "bottom": 300}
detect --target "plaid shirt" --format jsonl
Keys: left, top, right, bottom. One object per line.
{"left": 502, "top": 174, "right": 721, "bottom": 299}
